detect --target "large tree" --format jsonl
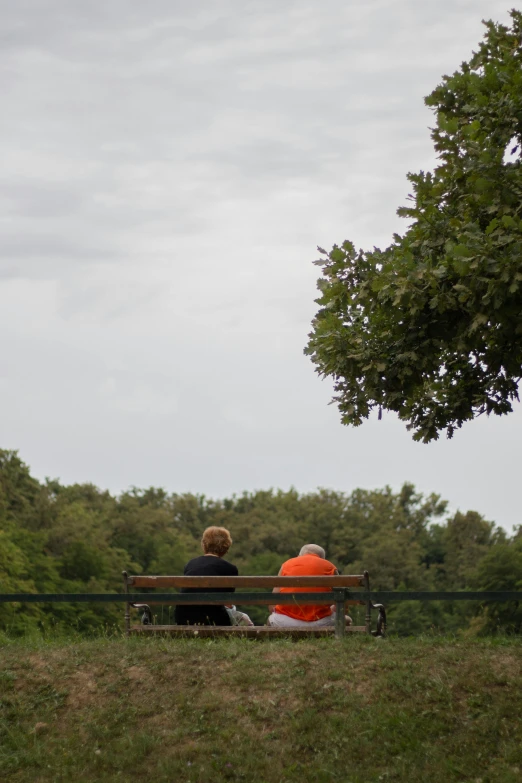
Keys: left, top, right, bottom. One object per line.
{"left": 305, "top": 11, "right": 522, "bottom": 441}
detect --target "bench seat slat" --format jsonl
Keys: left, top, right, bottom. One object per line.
{"left": 132, "top": 597, "right": 365, "bottom": 606}
{"left": 129, "top": 625, "right": 368, "bottom": 637}
{"left": 128, "top": 575, "right": 365, "bottom": 588}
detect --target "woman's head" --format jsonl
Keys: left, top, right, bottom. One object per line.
{"left": 201, "top": 526, "right": 232, "bottom": 557}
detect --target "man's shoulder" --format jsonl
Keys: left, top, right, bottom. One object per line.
{"left": 280, "top": 556, "right": 300, "bottom": 572}
{"left": 312, "top": 557, "right": 338, "bottom": 575}
{"left": 323, "top": 558, "right": 338, "bottom": 573}
{"left": 281, "top": 555, "right": 338, "bottom": 575}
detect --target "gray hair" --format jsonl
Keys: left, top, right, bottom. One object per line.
{"left": 299, "top": 544, "right": 326, "bottom": 558}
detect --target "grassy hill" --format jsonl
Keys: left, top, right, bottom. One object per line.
{"left": 1, "top": 635, "right": 521, "bottom": 783}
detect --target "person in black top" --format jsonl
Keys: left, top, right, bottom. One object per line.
{"left": 175, "top": 526, "right": 238, "bottom": 626}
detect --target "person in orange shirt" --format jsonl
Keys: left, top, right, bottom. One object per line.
{"left": 267, "top": 544, "right": 352, "bottom": 628}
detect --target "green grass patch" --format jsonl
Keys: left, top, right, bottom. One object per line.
{"left": 0, "top": 635, "right": 521, "bottom": 782}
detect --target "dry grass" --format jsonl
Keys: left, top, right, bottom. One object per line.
{"left": 1, "top": 634, "right": 521, "bottom": 782}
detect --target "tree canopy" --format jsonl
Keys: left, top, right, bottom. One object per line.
{"left": 1, "top": 448, "right": 521, "bottom": 636}
{"left": 305, "top": 11, "right": 522, "bottom": 441}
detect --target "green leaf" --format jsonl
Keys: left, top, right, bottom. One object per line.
{"left": 501, "top": 215, "right": 516, "bottom": 228}
{"left": 446, "top": 118, "right": 459, "bottom": 134}
{"left": 371, "top": 278, "right": 385, "bottom": 292}
{"left": 453, "top": 244, "right": 471, "bottom": 257}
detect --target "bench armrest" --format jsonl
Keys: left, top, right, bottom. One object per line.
{"left": 131, "top": 603, "right": 152, "bottom": 625}
{"left": 370, "top": 603, "right": 386, "bottom": 637}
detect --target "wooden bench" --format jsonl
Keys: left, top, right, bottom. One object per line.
{"left": 122, "top": 571, "right": 386, "bottom": 639}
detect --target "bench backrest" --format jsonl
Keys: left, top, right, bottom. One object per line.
{"left": 125, "top": 575, "right": 366, "bottom": 588}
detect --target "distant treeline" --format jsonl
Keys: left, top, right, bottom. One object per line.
{"left": 1, "top": 449, "right": 521, "bottom": 635}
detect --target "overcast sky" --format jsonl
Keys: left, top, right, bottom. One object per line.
{"left": 1, "top": 0, "right": 520, "bottom": 531}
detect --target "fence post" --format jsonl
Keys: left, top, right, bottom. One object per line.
{"left": 333, "top": 588, "right": 346, "bottom": 640}
{"left": 364, "top": 571, "right": 371, "bottom": 635}
{"left": 122, "top": 571, "right": 130, "bottom": 637}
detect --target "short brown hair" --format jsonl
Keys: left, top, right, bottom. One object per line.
{"left": 201, "top": 526, "right": 232, "bottom": 557}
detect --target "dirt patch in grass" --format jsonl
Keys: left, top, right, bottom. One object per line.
{"left": 126, "top": 664, "right": 151, "bottom": 682}
{"left": 27, "top": 654, "right": 49, "bottom": 671}
{"left": 66, "top": 669, "right": 100, "bottom": 709}
{"left": 489, "top": 652, "right": 521, "bottom": 681}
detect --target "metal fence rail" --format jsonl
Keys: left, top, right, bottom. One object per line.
{"left": 1, "top": 591, "right": 522, "bottom": 603}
